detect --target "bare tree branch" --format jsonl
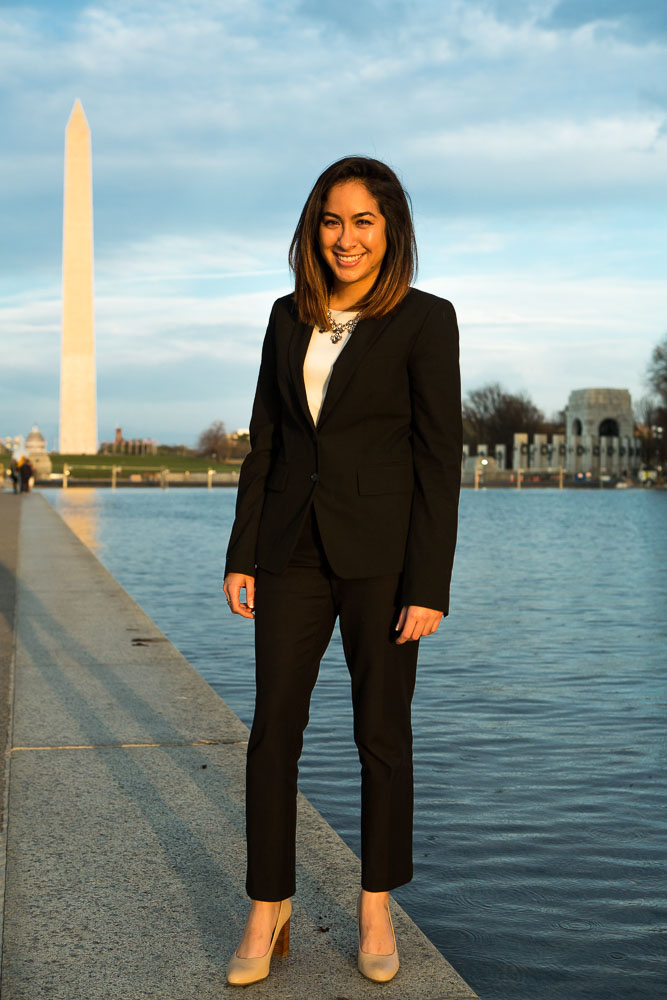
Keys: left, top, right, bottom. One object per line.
{"left": 462, "top": 382, "right": 545, "bottom": 467}
{"left": 197, "top": 420, "right": 228, "bottom": 461}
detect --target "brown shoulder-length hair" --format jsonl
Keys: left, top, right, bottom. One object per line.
{"left": 289, "top": 156, "right": 418, "bottom": 329}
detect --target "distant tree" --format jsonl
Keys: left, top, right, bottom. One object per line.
{"left": 226, "top": 431, "right": 251, "bottom": 461}
{"left": 635, "top": 394, "right": 659, "bottom": 428}
{"left": 640, "top": 336, "right": 667, "bottom": 470}
{"left": 197, "top": 420, "right": 228, "bottom": 461}
{"left": 635, "top": 394, "right": 666, "bottom": 470}
{"left": 462, "top": 382, "right": 545, "bottom": 466}
{"left": 545, "top": 409, "right": 567, "bottom": 435}
{"left": 647, "top": 334, "right": 667, "bottom": 408}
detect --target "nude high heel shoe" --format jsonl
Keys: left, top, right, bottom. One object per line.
{"left": 226, "top": 898, "right": 292, "bottom": 986}
{"left": 357, "top": 892, "right": 400, "bottom": 983}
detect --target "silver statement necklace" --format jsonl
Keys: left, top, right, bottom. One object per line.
{"left": 319, "top": 308, "right": 360, "bottom": 344}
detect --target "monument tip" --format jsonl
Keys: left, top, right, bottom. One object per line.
{"left": 68, "top": 99, "right": 88, "bottom": 127}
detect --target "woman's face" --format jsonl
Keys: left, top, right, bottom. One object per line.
{"left": 318, "top": 180, "right": 387, "bottom": 299}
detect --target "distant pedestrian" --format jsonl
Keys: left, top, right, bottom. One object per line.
{"left": 223, "top": 157, "right": 462, "bottom": 987}
{"left": 18, "top": 457, "right": 34, "bottom": 493}
{"left": 9, "top": 458, "right": 19, "bottom": 493}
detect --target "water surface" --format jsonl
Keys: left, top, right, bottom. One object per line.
{"left": 46, "top": 487, "right": 667, "bottom": 1000}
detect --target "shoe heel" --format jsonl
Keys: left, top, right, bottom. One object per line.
{"left": 356, "top": 892, "right": 399, "bottom": 983}
{"left": 273, "top": 916, "right": 290, "bottom": 957}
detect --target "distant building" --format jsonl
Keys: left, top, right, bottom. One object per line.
{"left": 563, "top": 388, "right": 638, "bottom": 476}
{"left": 2, "top": 435, "right": 25, "bottom": 457}
{"left": 465, "top": 387, "right": 642, "bottom": 479}
{"left": 99, "top": 427, "right": 158, "bottom": 456}
{"left": 227, "top": 428, "right": 250, "bottom": 460}
{"left": 26, "top": 425, "right": 53, "bottom": 477}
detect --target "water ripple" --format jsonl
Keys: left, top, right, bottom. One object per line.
{"left": 47, "top": 487, "right": 667, "bottom": 1000}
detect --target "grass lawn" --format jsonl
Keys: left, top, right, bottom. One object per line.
{"left": 50, "top": 454, "right": 241, "bottom": 478}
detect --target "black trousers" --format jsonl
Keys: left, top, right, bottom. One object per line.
{"left": 245, "top": 506, "right": 419, "bottom": 900}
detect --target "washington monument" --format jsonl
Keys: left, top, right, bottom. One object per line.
{"left": 59, "top": 99, "right": 98, "bottom": 454}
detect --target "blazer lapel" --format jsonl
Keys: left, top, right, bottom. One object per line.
{"left": 316, "top": 312, "right": 395, "bottom": 428}
{"left": 287, "top": 314, "right": 317, "bottom": 430}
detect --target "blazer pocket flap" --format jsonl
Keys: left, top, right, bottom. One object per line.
{"left": 266, "top": 462, "right": 288, "bottom": 492}
{"left": 357, "top": 462, "right": 413, "bottom": 495}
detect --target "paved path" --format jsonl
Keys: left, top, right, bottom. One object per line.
{"left": 0, "top": 493, "right": 478, "bottom": 999}
{"left": 0, "top": 495, "right": 20, "bottom": 832}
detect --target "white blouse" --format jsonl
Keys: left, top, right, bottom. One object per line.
{"left": 303, "top": 309, "right": 359, "bottom": 424}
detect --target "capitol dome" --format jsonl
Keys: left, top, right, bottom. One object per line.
{"left": 26, "top": 425, "right": 52, "bottom": 477}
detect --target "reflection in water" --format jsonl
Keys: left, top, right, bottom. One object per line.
{"left": 45, "top": 487, "right": 667, "bottom": 1000}
{"left": 52, "top": 488, "right": 100, "bottom": 554}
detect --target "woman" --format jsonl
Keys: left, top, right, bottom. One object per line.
{"left": 223, "top": 156, "right": 462, "bottom": 986}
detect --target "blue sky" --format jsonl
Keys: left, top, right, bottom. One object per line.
{"left": 1, "top": 0, "right": 666, "bottom": 446}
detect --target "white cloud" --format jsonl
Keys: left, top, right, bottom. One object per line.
{"left": 421, "top": 115, "right": 664, "bottom": 159}
{"left": 4, "top": 266, "right": 663, "bottom": 421}
{"left": 421, "top": 272, "right": 667, "bottom": 410}
{"left": 97, "top": 232, "right": 287, "bottom": 283}
{"left": 1, "top": 0, "right": 666, "bottom": 438}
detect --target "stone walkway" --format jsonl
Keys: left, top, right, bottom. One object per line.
{"left": 0, "top": 493, "right": 478, "bottom": 999}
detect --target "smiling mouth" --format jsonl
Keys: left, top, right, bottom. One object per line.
{"left": 334, "top": 252, "right": 364, "bottom": 265}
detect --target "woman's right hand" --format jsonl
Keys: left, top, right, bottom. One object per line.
{"left": 223, "top": 573, "right": 256, "bottom": 619}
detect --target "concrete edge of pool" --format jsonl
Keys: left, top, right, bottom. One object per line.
{"left": 0, "top": 492, "right": 479, "bottom": 1000}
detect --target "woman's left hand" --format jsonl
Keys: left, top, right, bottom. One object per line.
{"left": 395, "top": 605, "right": 443, "bottom": 644}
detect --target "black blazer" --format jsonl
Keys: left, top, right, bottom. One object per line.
{"left": 225, "top": 287, "right": 462, "bottom": 614}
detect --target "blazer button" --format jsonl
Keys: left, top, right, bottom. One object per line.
{"left": 310, "top": 473, "right": 318, "bottom": 482}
